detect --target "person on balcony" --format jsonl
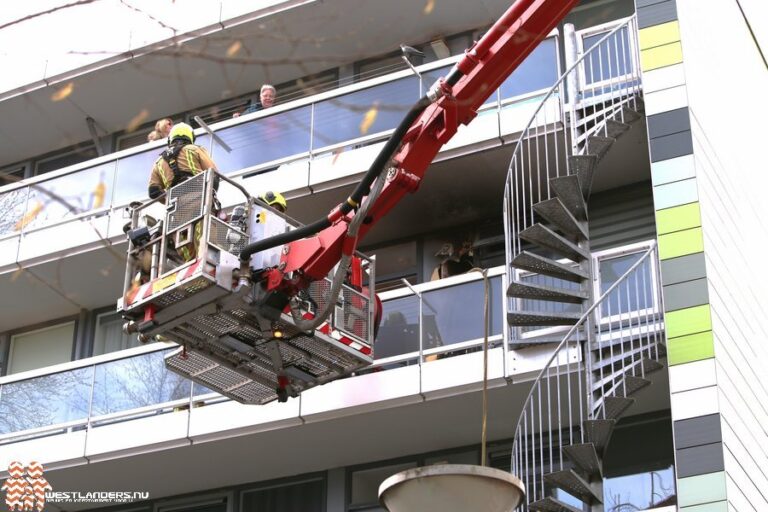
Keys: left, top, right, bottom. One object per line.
{"left": 233, "top": 84, "right": 277, "bottom": 118}
{"left": 431, "top": 240, "right": 475, "bottom": 280}
{"left": 147, "top": 117, "right": 174, "bottom": 142}
{"left": 147, "top": 122, "right": 218, "bottom": 261}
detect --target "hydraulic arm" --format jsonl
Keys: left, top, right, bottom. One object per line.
{"left": 242, "top": 0, "right": 579, "bottom": 305}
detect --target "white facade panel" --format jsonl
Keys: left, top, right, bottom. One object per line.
{"left": 643, "top": 85, "right": 688, "bottom": 116}
{"left": 721, "top": 422, "right": 768, "bottom": 507}
{"left": 17, "top": 215, "right": 110, "bottom": 264}
{"left": 668, "top": 358, "right": 716, "bottom": 394}
{"left": 0, "top": 430, "right": 87, "bottom": 471}
{"left": 0, "top": 236, "right": 19, "bottom": 271}
{"left": 85, "top": 411, "right": 190, "bottom": 460}
{"left": 670, "top": 385, "right": 719, "bottom": 421}
{"left": 299, "top": 365, "right": 421, "bottom": 422}
{"left": 421, "top": 347, "right": 505, "bottom": 398}
{"left": 188, "top": 398, "right": 301, "bottom": 442}
{"left": 641, "top": 63, "right": 686, "bottom": 94}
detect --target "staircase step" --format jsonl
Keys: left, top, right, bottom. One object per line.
{"left": 511, "top": 331, "right": 582, "bottom": 345}
{"left": 511, "top": 251, "right": 588, "bottom": 283}
{"left": 585, "top": 135, "right": 615, "bottom": 161}
{"left": 529, "top": 496, "right": 583, "bottom": 512}
{"left": 520, "top": 224, "right": 589, "bottom": 262}
{"left": 551, "top": 175, "right": 587, "bottom": 221}
{"left": 507, "top": 310, "right": 582, "bottom": 327}
{"left": 544, "top": 469, "right": 602, "bottom": 504}
{"left": 602, "top": 396, "right": 634, "bottom": 420}
{"left": 534, "top": 198, "right": 589, "bottom": 240}
{"left": 641, "top": 358, "right": 664, "bottom": 374}
{"left": 583, "top": 419, "right": 615, "bottom": 453}
{"left": 620, "top": 105, "right": 642, "bottom": 123}
{"left": 568, "top": 154, "right": 598, "bottom": 199}
{"left": 616, "top": 375, "right": 651, "bottom": 397}
{"left": 507, "top": 281, "right": 588, "bottom": 304}
{"left": 605, "top": 119, "right": 631, "bottom": 138}
{"left": 563, "top": 442, "right": 603, "bottom": 478}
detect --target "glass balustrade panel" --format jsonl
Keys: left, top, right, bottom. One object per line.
{"left": 376, "top": 294, "right": 420, "bottom": 360}
{"left": 210, "top": 107, "right": 312, "bottom": 173}
{"left": 0, "top": 367, "right": 93, "bottom": 435}
{"left": 0, "top": 187, "right": 30, "bottom": 236}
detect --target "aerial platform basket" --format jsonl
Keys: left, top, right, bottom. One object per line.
{"left": 118, "top": 170, "right": 376, "bottom": 404}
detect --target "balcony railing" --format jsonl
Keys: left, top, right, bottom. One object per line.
{"left": 0, "top": 239, "right": 662, "bottom": 445}
{"left": 0, "top": 34, "right": 559, "bottom": 245}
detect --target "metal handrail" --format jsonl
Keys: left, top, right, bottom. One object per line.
{"left": 502, "top": 17, "right": 634, "bottom": 179}
{"left": 511, "top": 244, "right": 664, "bottom": 509}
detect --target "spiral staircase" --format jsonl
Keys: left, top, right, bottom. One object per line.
{"left": 503, "top": 17, "right": 668, "bottom": 512}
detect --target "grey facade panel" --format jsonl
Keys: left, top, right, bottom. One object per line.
{"left": 663, "top": 278, "right": 710, "bottom": 311}
{"left": 650, "top": 130, "right": 693, "bottom": 162}
{"left": 589, "top": 182, "right": 656, "bottom": 250}
{"left": 648, "top": 108, "right": 691, "bottom": 139}
{"left": 638, "top": 1, "right": 678, "bottom": 29}
{"left": 636, "top": 0, "right": 670, "bottom": 8}
{"left": 676, "top": 442, "right": 725, "bottom": 478}
{"left": 674, "top": 414, "right": 722, "bottom": 449}
{"left": 661, "top": 253, "right": 708, "bottom": 285}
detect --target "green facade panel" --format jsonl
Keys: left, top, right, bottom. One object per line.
{"left": 658, "top": 228, "right": 704, "bottom": 260}
{"left": 657, "top": 202, "right": 702, "bottom": 235}
{"left": 668, "top": 331, "right": 715, "bottom": 365}
{"left": 666, "top": 305, "right": 712, "bottom": 338}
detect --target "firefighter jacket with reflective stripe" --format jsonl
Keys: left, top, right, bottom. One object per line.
{"left": 148, "top": 144, "right": 217, "bottom": 194}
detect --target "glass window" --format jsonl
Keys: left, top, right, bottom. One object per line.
{"left": 22, "top": 161, "right": 116, "bottom": 230}
{"left": 90, "top": 350, "right": 190, "bottom": 416}
{"left": 350, "top": 461, "right": 417, "bottom": 508}
{"left": 0, "top": 366, "right": 92, "bottom": 434}
{"left": 598, "top": 251, "right": 653, "bottom": 317}
{"left": 312, "top": 76, "right": 420, "bottom": 151}
{"left": 8, "top": 321, "right": 75, "bottom": 375}
{"left": 0, "top": 186, "right": 30, "bottom": 236}
{"left": 365, "top": 241, "right": 418, "bottom": 286}
{"left": 92, "top": 311, "right": 141, "bottom": 356}
{"left": 0, "top": 166, "right": 25, "bottom": 186}
{"left": 210, "top": 107, "right": 312, "bottom": 173}
{"left": 241, "top": 478, "right": 324, "bottom": 512}
{"left": 604, "top": 466, "right": 676, "bottom": 511}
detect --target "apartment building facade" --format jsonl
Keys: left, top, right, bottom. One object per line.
{"left": 0, "top": 0, "right": 765, "bottom": 511}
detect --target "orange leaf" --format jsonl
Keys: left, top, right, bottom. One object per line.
{"left": 126, "top": 109, "right": 150, "bottom": 133}
{"left": 424, "top": 0, "right": 435, "bottom": 14}
{"left": 226, "top": 40, "right": 242, "bottom": 57}
{"left": 359, "top": 104, "right": 379, "bottom": 135}
{"left": 51, "top": 82, "right": 74, "bottom": 102}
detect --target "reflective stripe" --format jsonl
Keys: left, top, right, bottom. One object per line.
{"left": 185, "top": 147, "right": 198, "bottom": 175}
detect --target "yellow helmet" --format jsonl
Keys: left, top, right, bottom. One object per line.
{"left": 261, "top": 191, "right": 287, "bottom": 212}
{"left": 169, "top": 122, "right": 195, "bottom": 143}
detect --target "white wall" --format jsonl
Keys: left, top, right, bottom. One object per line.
{"left": 678, "top": 0, "right": 768, "bottom": 509}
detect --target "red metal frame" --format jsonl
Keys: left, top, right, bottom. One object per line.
{"left": 278, "top": 0, "right": 578, "bottom": 290}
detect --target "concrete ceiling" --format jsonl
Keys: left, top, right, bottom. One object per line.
{"left": 0, "top": 0, "right": 517, "bottom": 169}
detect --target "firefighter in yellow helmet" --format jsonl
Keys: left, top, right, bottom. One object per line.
{"left": 147, "top": 122, "right": 217, "bottom": 200}
{"left": 147, "top": 122, "right": 218, "bottom": 261}
{"left": 260, "top": 191, "right": 287, "bottom": 213}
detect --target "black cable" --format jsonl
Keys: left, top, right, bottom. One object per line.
{"left": 238, "top": 94, "right": 433, "bottom": 262}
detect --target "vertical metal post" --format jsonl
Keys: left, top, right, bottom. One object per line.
{"left": 563, "top": 23, "right": 581, "bottom": 158}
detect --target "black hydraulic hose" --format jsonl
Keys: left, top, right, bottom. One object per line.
{"left": 238, "top": 93, "right": 434, "bottom": 263}
{"left": 239, "top": 217, "right": 330, "bottom": 262}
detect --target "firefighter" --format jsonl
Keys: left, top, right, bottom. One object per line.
{"left": 260, "top": 190, "right": 287, "bottom": 213}
{"left": 147, "top": 122, "right": 218, "bottom": 261}
{"left": 147, "top": 122, "right": 216, "bottom": 200}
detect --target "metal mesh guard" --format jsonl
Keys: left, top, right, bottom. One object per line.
{"left": 167, "top": 173, "right": 205, "bottom": 231}
{"left": 208, "top": 216, "right": 247, "bottom": 255}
